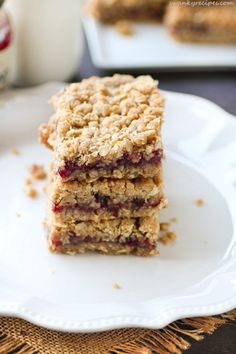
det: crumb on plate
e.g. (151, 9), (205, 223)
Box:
(159, 231), (177, 245)
(24, 186), (38, 199)
(160, 222), (170, 231)
(24, 177), (33, 185)
(114, 20), (134, 36)
(170, 217), (177, 223)
(28, 164), (47, 180)
(16, 212), (21, 218)
(112, 282), (121, 289)
(196, 198), (204, 206)
(10, 147), (20, 155)
(159, 221), (177, 245)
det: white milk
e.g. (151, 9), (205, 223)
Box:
(5, 0), (84, 85)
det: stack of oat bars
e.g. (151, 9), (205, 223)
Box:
(39, 75), (167, 256)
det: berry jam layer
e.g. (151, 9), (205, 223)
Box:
(47, 215), (159, 256)
(52, 197), (166, 222)
(57, 149), (163, 181)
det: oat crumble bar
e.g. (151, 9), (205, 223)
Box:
(39, 75), (164, 182)
(165, 4), (236, 43)
(87, 0), (169, 24)
(47, 213), (160, 256)
(48, 166), (166, 221)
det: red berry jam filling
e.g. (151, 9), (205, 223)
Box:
(58, 149), (163, 179)
(52, 197), (159, 216)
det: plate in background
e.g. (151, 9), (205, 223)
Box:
(83, 16), (236, 70)
(0, 83), (235, 332)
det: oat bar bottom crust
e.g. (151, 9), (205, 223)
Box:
(49, 241), (158, 256)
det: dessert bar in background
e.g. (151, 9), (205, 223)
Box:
(39, 74), (166, 256)
(87, 0), (169, 23)
(87, 0), (236, 44)
(165, 4), (236, 43)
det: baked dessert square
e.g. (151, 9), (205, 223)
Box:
(48, 166), (167, 222)
(87, 0), (169, 23)
(39, 75), (164, 182)
(165, 3), (236, 43)
(47, 213), (160, 256)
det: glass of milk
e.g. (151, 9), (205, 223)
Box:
(5, 0), (84, 86)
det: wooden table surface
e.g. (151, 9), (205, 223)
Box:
(75, 37), (236, 354)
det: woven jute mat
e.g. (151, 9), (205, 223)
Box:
(0, 310), (235, 354)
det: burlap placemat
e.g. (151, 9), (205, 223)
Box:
(0, 310), (235, 354)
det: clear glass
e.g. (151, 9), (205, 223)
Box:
(0, 6), (12, 89)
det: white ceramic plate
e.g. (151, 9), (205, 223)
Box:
(83, 16), (236, 69)
(0, 83), (236, 333)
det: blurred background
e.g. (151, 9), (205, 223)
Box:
(1, 0), (236, 115)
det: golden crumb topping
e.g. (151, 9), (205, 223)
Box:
(39, 75), (164, 167)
